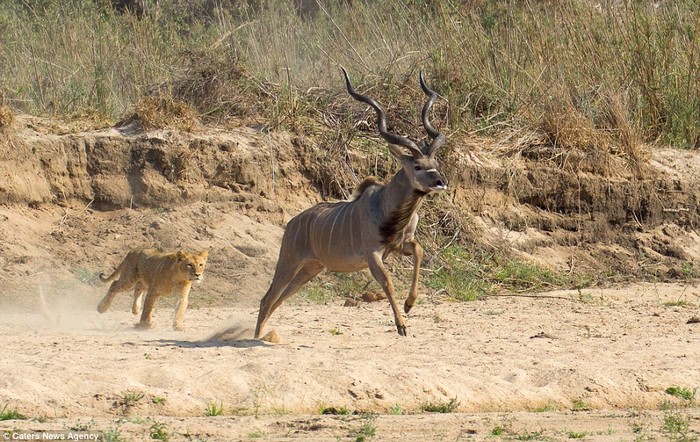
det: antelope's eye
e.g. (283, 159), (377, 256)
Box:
(414, 165), (422, 171)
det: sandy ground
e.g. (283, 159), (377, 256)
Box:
(1, 282), (698, 441)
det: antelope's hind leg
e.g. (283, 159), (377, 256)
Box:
(269, 261), (324, 313)
(255, 261), (325, 339)
(255, 261), (304, 339)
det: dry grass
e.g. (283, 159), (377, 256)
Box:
(2, 0), (698, 152)
(126, 94), (199, 131)
(0, 105), (14, 131)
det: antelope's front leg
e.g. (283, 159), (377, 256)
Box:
(368, 252), (407, 336)
(402, 238), (423, 314)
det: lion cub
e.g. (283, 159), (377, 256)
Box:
(97, 248), (208, 331)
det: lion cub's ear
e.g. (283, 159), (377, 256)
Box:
(176, 251), (188, 261)
(198, 250), (209, 259)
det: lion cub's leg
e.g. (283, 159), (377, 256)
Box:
(97, 278), (138, 313)
(131, 281), (147, 316)
(136, 289), (159, 329)
(173, 282), (193, 331)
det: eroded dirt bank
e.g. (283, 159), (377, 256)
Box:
(2, 116), (700, 302)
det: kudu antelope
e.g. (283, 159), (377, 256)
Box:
(254, 68), (447, 338)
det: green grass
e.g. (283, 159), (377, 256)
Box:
(69, 418), (95, 431)
(631, 422), (646, 434)
(115, 390), (145, 415)
(351, 414), (377, 442)
(665, 386), (696, 401)
(353, 422), (376, 442)
(663, 300), (696, 308)
(568, 431), (587, 439)
(533, 402), (558, 413)
(388, 404), (403, 415)
(299, 272), (372, 304)
(571, 399), (591, 411)
(102, 428), (124, 442)
(660, 400), (677, 411)
(205, 400), (225, 416)
(420, 397), (460, 413)
(0, 404), (26, 421)
(492, 260), (563, 292)
(425, 245), (491, 301)
(149, 421), (169, 441)
(119, 390), (144, 407)
(426, 245), (566, 301)
(662, 409), (696, 442)
(515, 430), (544, 441)
(490, 426), (507, 436)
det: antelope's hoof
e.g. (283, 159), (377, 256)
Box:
(403, 301), (413, 314)
(397, 324), (407, 337)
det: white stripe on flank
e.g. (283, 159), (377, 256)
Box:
(292, 214), (302, 247)
(327, 203), (345, 257)
(310, 210), (320, 250)
(337, 202), (349, 253)
(347, 203), (355, 252)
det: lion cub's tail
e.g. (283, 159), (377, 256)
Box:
(99, 260), (125, 283)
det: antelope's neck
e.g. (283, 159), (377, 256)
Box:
(379, 170), (427, 250)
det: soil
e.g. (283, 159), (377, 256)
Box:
(1, 115), (699, 441)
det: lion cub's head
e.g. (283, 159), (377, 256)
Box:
(176, 250), (208, 283)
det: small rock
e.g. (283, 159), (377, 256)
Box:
(343, 299), (359, 307)
(260, 330), (281, 344)
(361, 291), (386, 303)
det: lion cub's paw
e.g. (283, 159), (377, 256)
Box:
(173, 324), (187, 332)
(134, 321), (154, 330)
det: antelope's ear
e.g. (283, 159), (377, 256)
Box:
(387, 143), (405, 160)
(387, 143), (423, 162)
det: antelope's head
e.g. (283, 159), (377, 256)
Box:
(342, 68), (447, 194)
